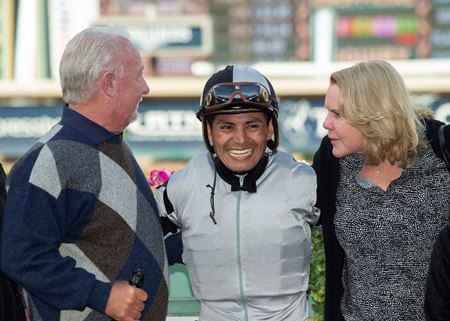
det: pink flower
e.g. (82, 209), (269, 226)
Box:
(148, 168), (172, 187)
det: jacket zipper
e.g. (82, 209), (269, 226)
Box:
(236, 174), (249, 321)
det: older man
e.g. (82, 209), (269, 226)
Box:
(0, 27), (169, 321)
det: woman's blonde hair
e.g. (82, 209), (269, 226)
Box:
(330, 60), (426, 167)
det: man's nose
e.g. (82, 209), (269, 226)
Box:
(233, 127), (247, 144)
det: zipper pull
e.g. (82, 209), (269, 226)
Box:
(239, 175), (244, 188)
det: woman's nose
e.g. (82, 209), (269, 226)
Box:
(323, 113), (332, 130)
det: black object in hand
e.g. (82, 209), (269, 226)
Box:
(129, 268), (144, 288)
(110, 269), (145, 321)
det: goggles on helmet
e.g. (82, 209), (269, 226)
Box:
(201, 82), (275, 114)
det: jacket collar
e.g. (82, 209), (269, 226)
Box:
(214, 155), (268, 193)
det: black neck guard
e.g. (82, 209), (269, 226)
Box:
(214, 155), (268, 193)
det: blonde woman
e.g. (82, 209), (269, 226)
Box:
(312, 60), (450, 321)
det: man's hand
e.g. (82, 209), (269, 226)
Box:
(105, 280), (148, 321)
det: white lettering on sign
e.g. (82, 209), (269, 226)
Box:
(127, 110), (202, 141)
(0, 116), (60, 138)
(310, 107), (328, 138)
(279, 100), (328, 148)
(126, 26), (193, 52)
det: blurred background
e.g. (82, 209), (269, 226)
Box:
(1, 0), (450, 319)
(1, 0), (450, 170)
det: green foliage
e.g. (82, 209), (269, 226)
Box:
(309, 228), (325, 321)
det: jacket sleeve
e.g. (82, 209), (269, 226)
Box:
(155, 184), (183, 265)
(0, 176), (111, 314)
(424, 118), (447, 160)
(439, 124), (450, 170)
(312, 136), (340, 226)
(0, 164), (5, 213)
(155, 184), (181, 236)
(424, 225), (450, 321)
(311, 136), (346, 321)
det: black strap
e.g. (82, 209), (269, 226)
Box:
(438, 125), (450, 171)
(156, 186), (180, 236)
(162, 188), (174, 214)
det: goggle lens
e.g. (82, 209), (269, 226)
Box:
(203, 82), (271, 111)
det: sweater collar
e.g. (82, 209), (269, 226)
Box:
(61, 104), (122, 144)
(214, 155), (268, 193)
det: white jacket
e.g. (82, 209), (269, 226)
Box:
(156, 151), (319, 321)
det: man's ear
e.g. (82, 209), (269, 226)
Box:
(102, 72), (115, 97)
